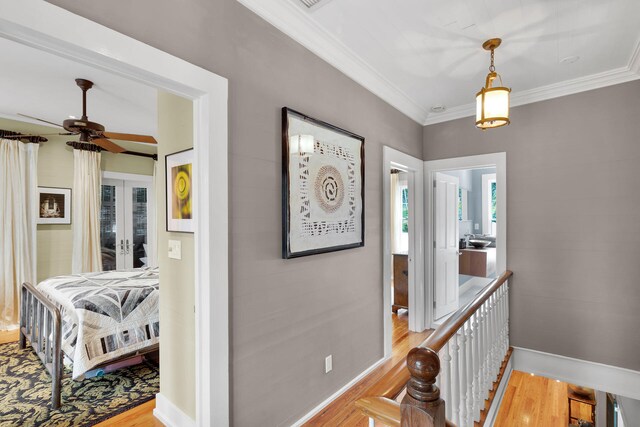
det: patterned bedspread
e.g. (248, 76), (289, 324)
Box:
(37, 268), (159, 379)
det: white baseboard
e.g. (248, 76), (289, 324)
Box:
(153, 393), (196, 427)
(290, 356), (389, 427)
(484, 356), (513, 427)
(513, 347), (640, 400)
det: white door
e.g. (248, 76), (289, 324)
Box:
(100, 178), (151, 270)
(433, 172), (460, 319)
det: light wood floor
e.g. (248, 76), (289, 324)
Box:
(303, 310), (431, 427)
(495, 370), (594, 427)
(0, 329), (162, 427)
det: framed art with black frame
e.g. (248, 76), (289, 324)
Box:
(282, 107), (365, 259)
(166, 148), (194, 233)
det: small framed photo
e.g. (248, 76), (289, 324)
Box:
(166, 148), (194, 233)
(37, 187), (71, 225)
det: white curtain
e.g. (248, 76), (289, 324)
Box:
(72, 149), (102, 273)
(0, 139), (38, 329)
(147, 160), (158, 268)
(390, 172), (403, 254)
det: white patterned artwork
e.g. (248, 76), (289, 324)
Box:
(282, 108), (365, 258)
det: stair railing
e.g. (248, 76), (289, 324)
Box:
(356, 270), (513, 427)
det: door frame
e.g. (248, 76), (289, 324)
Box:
(382, 146), (424, 357)
(0, 3), (229, 426)
(102, 171), (155, 270)
(424, 153), (506, 328)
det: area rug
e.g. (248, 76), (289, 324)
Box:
(0, 342), (159, 427)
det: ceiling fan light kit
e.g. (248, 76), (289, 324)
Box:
(475, 38), (511, 130)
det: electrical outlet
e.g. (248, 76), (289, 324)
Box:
(168, 239), (182, 260)
(325, 355), (332, 373)
(474, 223), (480, 230)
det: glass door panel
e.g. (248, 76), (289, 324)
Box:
(130, 186), (148, 268)
(100, 183), (121, 271)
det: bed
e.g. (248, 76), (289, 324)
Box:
(19, 268), (159, 408)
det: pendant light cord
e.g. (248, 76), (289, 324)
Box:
(489, 48), (496, 73)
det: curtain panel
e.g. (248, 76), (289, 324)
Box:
(72, 149), (102, 274)
(0, 139), (38, 329)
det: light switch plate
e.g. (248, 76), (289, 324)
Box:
(168, 239), (182, 260)
(325, 355), (332, 373)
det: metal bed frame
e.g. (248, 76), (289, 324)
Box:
(19, 281), (159, 409)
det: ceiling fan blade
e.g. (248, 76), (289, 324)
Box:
(17, 113), (65, 128)
(102, 131), (157, 144)
(92, 137), (126, 153)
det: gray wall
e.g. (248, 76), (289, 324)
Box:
(424, 80), (640, 371)
(45, 0), (423, 425)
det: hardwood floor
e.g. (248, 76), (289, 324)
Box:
(303, 310), (431, 427)
(0, 328), (162, 427)
(495, 370), (595, 427)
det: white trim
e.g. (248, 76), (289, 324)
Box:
(424, 153), (506, 328)
(0, 2), (230, 426)
(484, 357), (513, 427)
(424, 65), (640, 125)
(154, 393), (196, 427)
(236, 0), (429, 124)
(236, 0), (640, 126)
(513, 347), (640, 401)
(382, 146), (425, 357)
(290, 356), (389, 427)
(102, 171), (153, 182)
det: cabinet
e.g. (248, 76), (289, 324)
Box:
(392, 253), (408, 312)
(459, 247), (496, 277)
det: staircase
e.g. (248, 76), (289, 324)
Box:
(356, 270), (513, 427)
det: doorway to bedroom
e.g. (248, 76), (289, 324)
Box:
(0, 33), (195, 424)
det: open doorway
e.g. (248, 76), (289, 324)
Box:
(425, 153), (506, 327)
(0, 4), (229, 425)
(382, 146), (424, 357)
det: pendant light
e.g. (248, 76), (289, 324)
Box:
(476, 38), (511, 129)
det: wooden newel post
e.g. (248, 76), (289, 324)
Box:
(401, 347), (446, 427)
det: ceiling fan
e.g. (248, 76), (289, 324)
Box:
(19, 78), (157, 153)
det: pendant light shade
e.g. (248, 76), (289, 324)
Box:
(476, 39), (511, 130)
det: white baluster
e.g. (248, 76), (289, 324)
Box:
(451, 333), (460, 426)
(442, 342), (452, 421)
(505, 282), (510, 352)
(459, 323), (468, 427)
(473, 306), (484, 421)
(466, 317), (474, 427)
(483, 299), (491, 401)
(490, 292), (498, 382)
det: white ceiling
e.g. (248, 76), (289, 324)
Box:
(238, 0), (640, 125)
(0, 37), (157, 136)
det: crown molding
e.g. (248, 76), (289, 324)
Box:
(424, 64), (640, 125)
(238, 0), (640, 127)
(236, 0), (429, 123)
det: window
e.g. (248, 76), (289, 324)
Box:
(401, 187), (408, 233)
(482, 173), (497, 236)
(458, 188), (468, 221)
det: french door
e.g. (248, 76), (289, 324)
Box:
(100, 178), (152, 271)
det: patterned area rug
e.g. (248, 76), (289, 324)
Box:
(0, 342), (158, 426)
